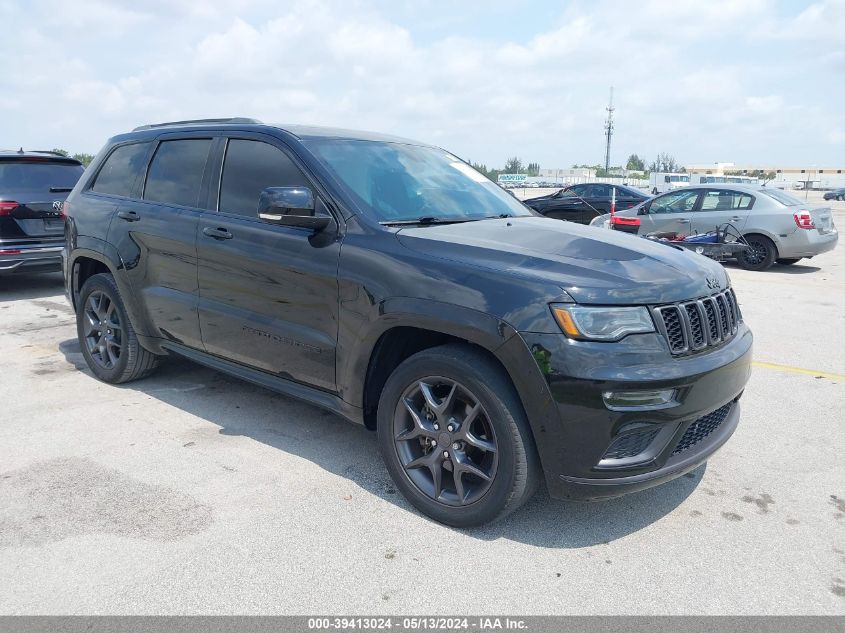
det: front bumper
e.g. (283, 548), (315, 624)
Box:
(516, 324), (752, 500)
(0, 243), (63, 274)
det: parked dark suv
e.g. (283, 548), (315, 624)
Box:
(63, 119), (753, 526)
(1, 150), (84, 274)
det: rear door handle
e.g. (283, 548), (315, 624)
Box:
(117, 210), (140, 222)
(677, 218), (690, 224)
(202, 227), (233, 240)
(730, 216), (743, 221)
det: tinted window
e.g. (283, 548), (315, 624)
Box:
(649, 189), (700, 214)
(144, 139), (211, 208)
(0, 160), (83, 193)
(590, 184), (611, 197)
(219, 140), (308, 217)
(568, 185), (589, 196)
(91, 143), (150, 197)
(699, 189), (753, 211)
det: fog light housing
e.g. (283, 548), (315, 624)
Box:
(602, 389), (677, 411)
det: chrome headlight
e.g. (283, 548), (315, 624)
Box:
(551, 305), (655, 341)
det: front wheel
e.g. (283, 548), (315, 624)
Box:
(377, 344), (540, 527)
(776, 258), (802, 266)
(652, 187), (658, 195)
(76, 273), (160, 383)
(737, 235), (777, 271)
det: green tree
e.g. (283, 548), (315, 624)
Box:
(504, 157), (524, 173)
(625, 154), (645, 171)
(51, 148), (69, 157)
(526, 162), (540, 176)
(72, 153), (95, 167)
(649, 153), (680, 173)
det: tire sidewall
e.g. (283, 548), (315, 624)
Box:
(76, 274), (132, 382)
(377, 352), (525, 527)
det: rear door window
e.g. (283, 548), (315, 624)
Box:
(699, 189), (754, 211)
(218, 139), (309, 217)
(91, 143), (151, 197)
(0, 160), (84, 193)
(143, 139), (212, 208)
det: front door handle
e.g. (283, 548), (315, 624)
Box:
(202, 227), (233, 240)
(677, 218), (690, 224)
(117, 210), (140, 222)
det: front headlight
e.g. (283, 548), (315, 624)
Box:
(551, 305), (655, 341)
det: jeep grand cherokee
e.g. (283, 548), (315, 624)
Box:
(63, 118), (752, 526)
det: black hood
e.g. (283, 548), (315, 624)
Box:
(396, 216), (729, 305)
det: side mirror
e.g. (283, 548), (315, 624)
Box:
(258, 187), (330, 232)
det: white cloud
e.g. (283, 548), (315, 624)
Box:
(0, 0), (842, 167)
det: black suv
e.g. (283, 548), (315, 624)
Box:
(63, 119), (752, 526)
(1, 150), (84, 274)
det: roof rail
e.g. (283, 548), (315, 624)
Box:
(132, 117), (264, 132)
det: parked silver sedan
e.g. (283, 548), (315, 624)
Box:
(589, 184), (838, 271)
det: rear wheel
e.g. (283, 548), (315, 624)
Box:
(776, 258), (802, 266)
(76, 273), (160, 383)
(652, 187), (658, 195)
(377, 344), (540, 527)
(838, 194), (844, 202)
(737, 234), (777, 271)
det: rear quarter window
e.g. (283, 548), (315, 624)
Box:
(759, 189), (802, 206)
(91, 142), (151, 198)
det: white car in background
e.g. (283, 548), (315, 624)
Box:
(590, 184), (838, 271)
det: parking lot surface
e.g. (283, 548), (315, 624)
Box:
(1, 196), (844, 615)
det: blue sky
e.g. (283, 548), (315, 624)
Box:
(1, 0), (843, 168)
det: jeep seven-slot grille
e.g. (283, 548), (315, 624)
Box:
(672, 402), (734, 454)
(654, 289), (741, 355)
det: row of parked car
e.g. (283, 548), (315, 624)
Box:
(1, 147), (837, 277)
(522, 182), (838, 271)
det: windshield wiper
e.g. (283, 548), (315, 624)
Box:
(379, 216), (477, 226)
(49, 186), (73, 192)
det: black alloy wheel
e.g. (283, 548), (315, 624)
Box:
(82, 290), (123, 370)
(76, 273), (160, 383)
(392, 377), (498, 506)
(377, 344), (540, 526)
(737, 235), (776, 271)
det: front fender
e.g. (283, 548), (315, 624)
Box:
(338, 297), (517, 407)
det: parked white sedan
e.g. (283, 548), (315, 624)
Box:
(590, 184), (838, 271)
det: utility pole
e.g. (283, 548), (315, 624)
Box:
(603, 86), (614, 174)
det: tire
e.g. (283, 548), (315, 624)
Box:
(838, 195), (844, 202)
(76, 273), (160, 383)
(776, 258), (802, 266)
(737, 234), (777, 271)
(377, 344), (540, 527)
(652, 187), (658, 195)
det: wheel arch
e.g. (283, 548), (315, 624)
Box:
(741, 230), (780, 258)
(68, 248), (147, 336)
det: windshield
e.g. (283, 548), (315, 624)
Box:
(305, 140), (532, 222)
(760, 189), (803, 206)
(0, 160), (84, 193)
